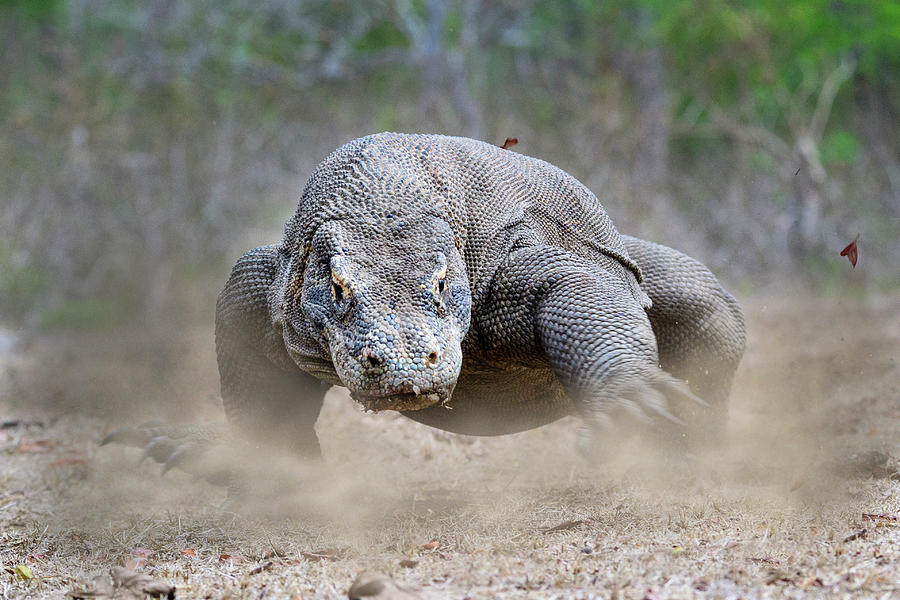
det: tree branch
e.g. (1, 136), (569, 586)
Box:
(808, 55), (856, 142)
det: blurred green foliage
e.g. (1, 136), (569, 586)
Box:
(653, 0), (899, 130)
(0, 0), (897, 329)
(821, 130), (859, 167)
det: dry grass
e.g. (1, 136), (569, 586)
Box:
(1, 293), (899, 599)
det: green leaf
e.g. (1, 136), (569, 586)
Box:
(14, 564), (33, 580)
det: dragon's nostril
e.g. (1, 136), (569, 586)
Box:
(426, 350), (439, 365)
(366, 354), (381, 368)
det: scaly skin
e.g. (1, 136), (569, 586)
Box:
(104, 133), (746, 484)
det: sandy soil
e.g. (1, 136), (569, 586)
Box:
(1, 293), (898, 599)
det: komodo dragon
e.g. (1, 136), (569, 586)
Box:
(104, 133), (746, 485)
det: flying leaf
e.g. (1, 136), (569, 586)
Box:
(840, 234), (859, 268)
(500, 137), (518, 150)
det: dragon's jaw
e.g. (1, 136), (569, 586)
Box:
(351, 385), (454, 412)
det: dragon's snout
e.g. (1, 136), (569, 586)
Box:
(357, 345), (442, 372)
(342, 338), (461, 412)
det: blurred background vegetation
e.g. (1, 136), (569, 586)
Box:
(1, 0), (898, 334)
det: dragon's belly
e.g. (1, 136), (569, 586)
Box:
(400, 366), (575, 435)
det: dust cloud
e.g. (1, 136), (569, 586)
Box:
(64, 295), (895, 531)
(3, 293), (897, 598)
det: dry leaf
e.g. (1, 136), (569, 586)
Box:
(840, 234), (859, 268)
(219, 553), (245, 564)
(540, 519), (585, 534)
(180, 548), (196, 557)
(500, 137), (518, 150)
(862, 512), (899, 523)
(249, 561), (274, 575)
(843, 529), (867, 542)
(301, 548), (344, 562)
(126, 548), (150, 569)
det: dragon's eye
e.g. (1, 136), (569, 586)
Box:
(432, 266), (448, 300)
(331, 271), (350, 305)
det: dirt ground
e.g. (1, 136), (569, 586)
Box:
(1, 292), (899, 599)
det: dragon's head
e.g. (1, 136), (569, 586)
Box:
(289, 215), (471, 411)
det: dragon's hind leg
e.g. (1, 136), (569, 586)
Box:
(622, 235), (746, 440)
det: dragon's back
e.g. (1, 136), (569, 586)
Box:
(282, 133), (640, 294)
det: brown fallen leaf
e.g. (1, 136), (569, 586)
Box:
(249, 561), (274, 575)
(840, 233), (859, 268)
(764, 569), (796, 585)
(540, 519), (586, 534)
(219, 553), (246, 564)
(398, 559), (419, 568)
(500, 137), (518, 150)
(301, 547), (344, 562)
(180, 548), (196, 557)
(126, 548), (152, 570)
(863, 513), (900, 523)
(420, 540), (440, 551)
(843, 528), (867, 542)
(799, 576), (824, 589)
(348, 572), (429, 600)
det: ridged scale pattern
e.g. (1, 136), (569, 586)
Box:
(212, 133), (745, 446)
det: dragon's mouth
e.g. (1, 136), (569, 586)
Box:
(352, 388), (452, 412)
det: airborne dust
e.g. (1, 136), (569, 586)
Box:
(1, 292), (898, 598)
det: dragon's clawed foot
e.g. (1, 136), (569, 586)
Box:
(100, 421), (230, 486)
(578, 370), (710, 461)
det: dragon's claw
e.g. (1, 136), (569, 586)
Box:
(101, 422), (228, 486)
